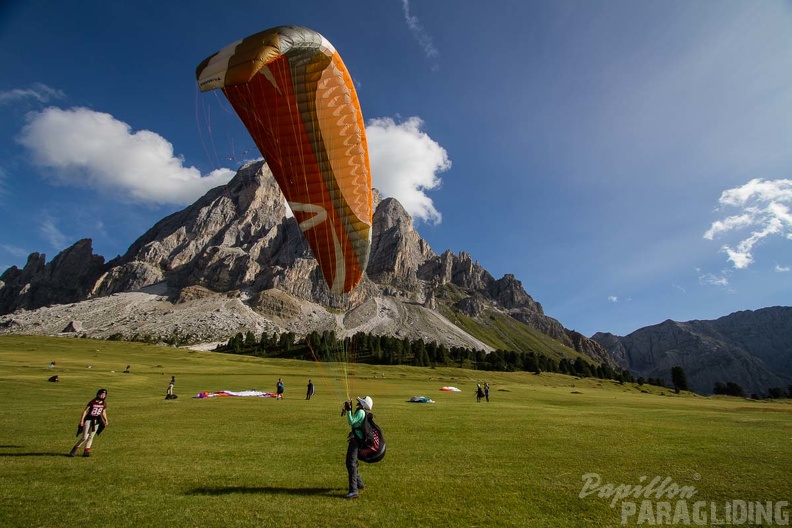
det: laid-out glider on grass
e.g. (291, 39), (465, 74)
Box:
(194, 390), (278, 398)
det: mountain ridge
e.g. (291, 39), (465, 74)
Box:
(0, 161), (606, 365)
(592, 306), (792, 395)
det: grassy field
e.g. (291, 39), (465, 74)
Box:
(1, 335), (790, 527)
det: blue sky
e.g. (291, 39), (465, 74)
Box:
(1, 0), (790, 337)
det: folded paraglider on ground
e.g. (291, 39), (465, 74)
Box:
(440, 386), (461, 392)
(408, 396), (436, 403)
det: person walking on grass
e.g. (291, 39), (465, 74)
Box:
(70, 389), (109, 457)
(484, 382), (490, 402)
(476, 383), (485, 402)
(166, 376), (176, 399)
(342, 396), (373, 499)
(306, 379), (315, 400)
(276, 378), (284, 399)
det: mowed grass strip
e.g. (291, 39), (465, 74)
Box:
(0, 335), (790, 527)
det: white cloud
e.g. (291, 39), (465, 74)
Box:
(718, 178), (792, 207)
(17, 107), (235, 206)
(0, 83), (65, 105)
(704, 178), (792, 269)
(608, 296), (618, 303)
(722, 246), (753, 270)
(367, 116), (450, 224)
(776, 264), (790, 273)
(401, 0), (439, 64)
(703, 213), (754, 240)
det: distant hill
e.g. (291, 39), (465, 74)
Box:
(592, 307), (792, 395)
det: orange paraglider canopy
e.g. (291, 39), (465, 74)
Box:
(197, 26), (372, 294)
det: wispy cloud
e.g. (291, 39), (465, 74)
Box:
(367, 116), (450, 224)
(0, 165), (7, 199)
(39, 217), (68, 250)
(704, 178), (792, 269)
(698, 270), (730, 288)
(608, 296), (618, 303)
(0, 83), (65, 105)
(401, 0), (439, 67)
(776, 264), (790, 273)
(17, 107), (235, 206)
(1, 244), (28, 258)
(672, 284), (687, 294)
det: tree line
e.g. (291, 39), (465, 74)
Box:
(113, 327), (790, 399)
(712, 381), (792, 400)
(215, 329), (671, 387)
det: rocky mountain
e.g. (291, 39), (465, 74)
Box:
(592, 307), (792, 395)
(0, 161), (608, 364)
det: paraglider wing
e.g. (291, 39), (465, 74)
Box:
(196, 26), (372, 294)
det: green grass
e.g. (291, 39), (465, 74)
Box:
(1, 335), (790, 527)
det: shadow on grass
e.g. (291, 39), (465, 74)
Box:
(1, 444), (71, 457)
(186, 486), (338, 497)
(0, 452), (70, 457)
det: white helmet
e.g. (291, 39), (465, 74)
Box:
(356, 396), (373, 410)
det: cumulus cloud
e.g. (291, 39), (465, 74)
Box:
(0, 83), (65, 105)
(367, 116), (450, 224)
(401, 0), (439, 64)
(17, 107), (234, 206)
(704, 178), (792, 269)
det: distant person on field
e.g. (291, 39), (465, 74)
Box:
(476, 384), (485, 402)
(70, 389), (109, 458)
(49, 361), (56, 369)
(306, 379), (315, 400)
(123, 365), (130, 374)
(166, 376), (176, 399)
(484, 383), (490, 402)
(276, 378), (284, 399)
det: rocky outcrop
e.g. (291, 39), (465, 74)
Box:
(489, 274), (542, 312)
(367, 197), (435, 295)
(592, 308), (792, 395)
(62, 321), (83, 333)
(590, 332), (628, 367)
(96, 162), (293, 295)
(0, 240), (105, 313)
(565, 330), (613, 365)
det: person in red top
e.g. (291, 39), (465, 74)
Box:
(69, 389), (109, 457)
